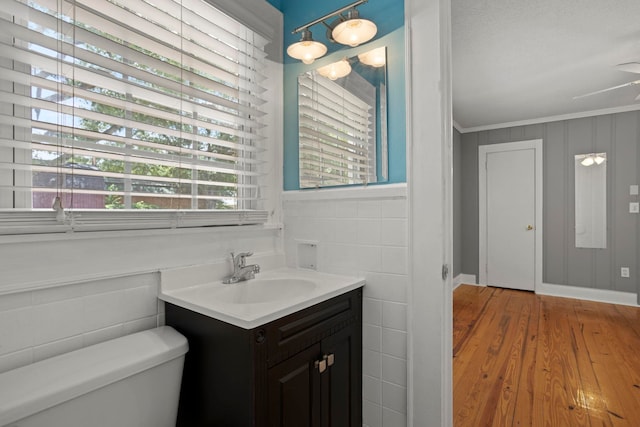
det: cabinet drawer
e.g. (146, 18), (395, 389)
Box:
(264, 289), (362, 366)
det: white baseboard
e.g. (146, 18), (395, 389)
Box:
(537, 282), (639, 307)
(453, 276), (638, 307)
(453, 274), (478, 290)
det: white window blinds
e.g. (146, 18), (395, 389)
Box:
(298, 70), (376, 188)
(0, 0), (270, 227)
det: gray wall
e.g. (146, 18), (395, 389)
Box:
(453, 127), (462, 277)
(458, 111), (640, 295)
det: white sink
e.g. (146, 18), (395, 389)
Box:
(215, 278), (316, 304)
(159, 264), (364, 329)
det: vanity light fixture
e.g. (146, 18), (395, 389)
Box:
(287, 30), (327, 64)
(287, 0), (377, 63)
(331, 8), (377, 47)
(317, 59), (352, 80)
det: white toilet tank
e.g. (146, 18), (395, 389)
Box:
(0, 326), (188, 427)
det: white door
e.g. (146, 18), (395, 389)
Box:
(479, 140), (542, 291)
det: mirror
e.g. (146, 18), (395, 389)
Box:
(297, 46), (388, 188)
(575, 153), (607, 248)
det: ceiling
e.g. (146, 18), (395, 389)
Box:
(452, 0), (640, 132)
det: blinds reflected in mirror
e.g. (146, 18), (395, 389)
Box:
(298, 70), (376, 188)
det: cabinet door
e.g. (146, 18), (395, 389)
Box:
(268, 343), (322, 427)
(321, 324), (362, 427)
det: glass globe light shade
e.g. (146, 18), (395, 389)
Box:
(287, 30), (327, 64)
(331, 10), (377, 47)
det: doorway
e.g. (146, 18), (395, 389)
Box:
(478, 140), (543, 291)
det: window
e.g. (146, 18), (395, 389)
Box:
(0, 0), (271, 232)
(298, 70), (376, 188)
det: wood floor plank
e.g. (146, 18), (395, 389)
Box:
(453, 285), (495, 356)
(454, 288), (516, 425)
(566, 301), (613, 426)
(453, 285), (640, 427)
(510, 292), (540, 427)
(486, 291), (534, 427)
(532, 297), (589, 427)
(612, 304), (640, 338)
(455, 289), (535, 426)
(575, 301), (640, 425)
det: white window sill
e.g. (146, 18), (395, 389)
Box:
(282, 183), (407, 202)
(0, 209), (269, 237)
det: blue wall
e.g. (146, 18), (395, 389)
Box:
(274, 0), (405, 190)
(266, 0), (281, 10)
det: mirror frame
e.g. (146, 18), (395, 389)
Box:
(574, 152), (607, 249)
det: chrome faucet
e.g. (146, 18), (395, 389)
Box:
(223, 251), (260, 284)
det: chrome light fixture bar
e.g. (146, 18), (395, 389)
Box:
(287, 0), (377, 64)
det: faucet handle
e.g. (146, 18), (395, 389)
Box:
(235, 251), (253, 264)
(231, 251), (253, 268)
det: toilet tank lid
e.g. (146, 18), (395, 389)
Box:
(0, 326), (188, 426)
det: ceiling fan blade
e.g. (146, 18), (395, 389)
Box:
(573, 79), (640, 100)
(616, 62), (640, 74)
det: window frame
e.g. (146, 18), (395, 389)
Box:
(0, 0), (283, 235)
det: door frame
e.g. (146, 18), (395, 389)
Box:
(405, 0), (453, 425)
(478, 139), (543, 290)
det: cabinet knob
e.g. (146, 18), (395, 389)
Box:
(315, 354), (335, 373)
(325, 353), (335, 367)
(315, 359), (327, 373)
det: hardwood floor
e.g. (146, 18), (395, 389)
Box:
(453, 284), (640, 426)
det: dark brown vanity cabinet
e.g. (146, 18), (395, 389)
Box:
(166, 288), (362, 427)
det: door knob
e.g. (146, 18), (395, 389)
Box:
(526, 225), (534, 231)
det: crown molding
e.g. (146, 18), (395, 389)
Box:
(455, 104), (640, 134)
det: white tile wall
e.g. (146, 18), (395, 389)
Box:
(0, 194), (404, 421)
(283, 189), (408, 427)
(382, 354), (407, 387)
(0, 272), (162, 374)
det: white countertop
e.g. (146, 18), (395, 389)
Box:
(159, 266), (365, 329)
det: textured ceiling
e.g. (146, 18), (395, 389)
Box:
(452, 0), (640, 131)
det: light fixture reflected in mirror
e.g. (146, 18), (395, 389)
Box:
(357, 46), (386, 67)
(581, 156), (594, 166)
(579, 152), (606, 167)
(317, 59), (352, 80)
(287, 0), (377, 63)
